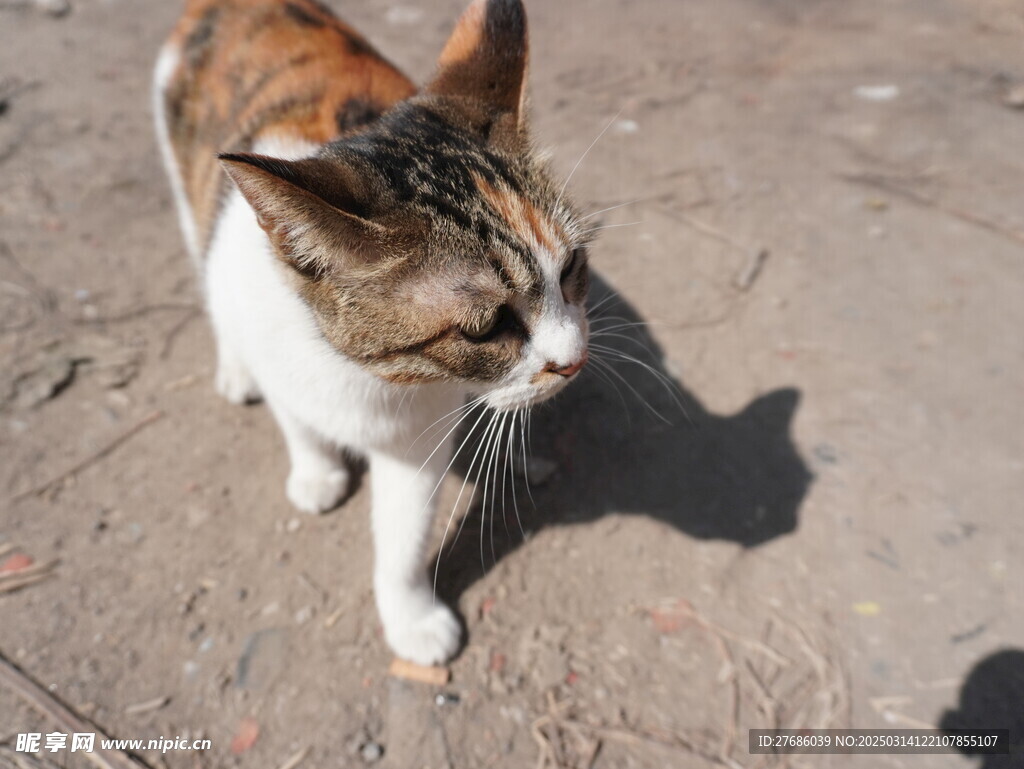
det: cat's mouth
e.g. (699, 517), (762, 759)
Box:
(482, 365), (584, 412)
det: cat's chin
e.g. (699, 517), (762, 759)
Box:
(481, 380), (573, 413)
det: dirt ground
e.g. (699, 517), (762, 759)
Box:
(2, 0), (1023, 767)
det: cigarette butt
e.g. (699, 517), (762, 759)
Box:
(387, 658), (450, 686)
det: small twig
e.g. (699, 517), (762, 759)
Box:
(276, 746), (310, 769)
(840, 172), (1024, 247)
(530, 715), (557, 769)
(158, 308), (201, 360)
(0, 571), (54, 594)
(0, 651), (154, 769)
(0, 241), (58, 315)
(563, 720), (735, 768)
(123, 696), (169, 716)
(9, 411), (164, 504)
(674, 603), (793, 668)
(0, 560), (59, 594)
(298, 572), (329, 605)
(733, 249), (770, 291)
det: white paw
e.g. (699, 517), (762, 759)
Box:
(286, 467), (349, 514)
(215, 361), (260, 404)
(384, 602), (462, 666)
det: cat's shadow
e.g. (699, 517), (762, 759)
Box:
(434, 272), (813, 606)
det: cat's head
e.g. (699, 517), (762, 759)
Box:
(221, 0), (589, 412)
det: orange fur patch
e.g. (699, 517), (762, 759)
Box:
(474, 174), (562, 257)
(162, 0), (416, 253)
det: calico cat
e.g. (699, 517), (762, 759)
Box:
(154, 0), (590, 665)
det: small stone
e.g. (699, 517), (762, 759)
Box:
(1003, 85), (1024, 109)
(285, 517), (301, 533)
(513, 456), (558, 486)
(853, 84), (899, 102)
(360, 741), (384, 763)
(294, 605), (314, 625)
(35, 0), (71, 16)
(812, 443), (839, 465)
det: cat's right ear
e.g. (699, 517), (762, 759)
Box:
(425, 0), (529, 137)
(219, 153), (390, 278)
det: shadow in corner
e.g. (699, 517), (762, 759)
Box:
(941, 649), (1024, 768)
(435, 273), (813, 603)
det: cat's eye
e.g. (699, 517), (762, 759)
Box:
(461, 305), (518, 342)
(463, 311), (498, 340)
(561, 247), (585, 283)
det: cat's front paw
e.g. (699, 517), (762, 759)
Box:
(214, 361), (261, 405)
(286, 467), (349, 514)
(385, 603), (462, 666)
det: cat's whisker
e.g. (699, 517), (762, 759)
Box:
(581, 198), (646, 222)
(589, 353), (670, 425)
(433, 407), (501, 596)
(585, 293), (623, 320)
(518, 406), (536, 509)
(578, 220), (642, 236)
(589, 329), (658, 357)
(556, 108), (623, 209)
(457, 410), (504, 573)
(587, 315), (650, 331)
(589, 343), (690, 423)
(407, 394), (486, 454)
(420, 403), (491, 547)
(411, 397), (486, 480)
(479, 411), (501, 569)
(484, 410), (509, 568)
(453, 410), (501, 546)
(584, 357), (632, 423)
(589, 343), (680, 394)
(501, 408), (519, 541)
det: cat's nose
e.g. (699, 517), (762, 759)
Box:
(544, 351), (588, 378)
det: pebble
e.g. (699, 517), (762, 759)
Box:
(35, 0), (70, 16)
(853, 84), (899, 101)
(360, 741), (384, 763)
(812, 443), (839, 465)
(1003, 85), (1024, 109)
(513, 456), (558, 486)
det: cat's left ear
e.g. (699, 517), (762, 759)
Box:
(220, 153), (393, 278)
(425, 0), (529, 134)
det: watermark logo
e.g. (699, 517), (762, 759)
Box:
(15, 733), (208, 754)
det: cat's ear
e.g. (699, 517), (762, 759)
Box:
(425, 0), (529, 132)
(219, 153), (390, 278)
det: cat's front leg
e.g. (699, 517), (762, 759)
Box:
(269, 403), (350, 514)
(369, 446), (461, 665)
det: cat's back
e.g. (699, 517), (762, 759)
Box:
(155, 0), (415, 256)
